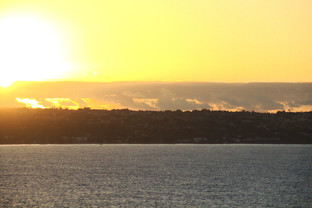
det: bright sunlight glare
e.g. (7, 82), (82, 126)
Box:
(0, 13), (72, 87)
(16, 98), (45, 109)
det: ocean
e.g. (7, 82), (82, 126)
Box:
(1, 144), (312, 207)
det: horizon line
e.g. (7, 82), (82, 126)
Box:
(5, 80), (312, 85)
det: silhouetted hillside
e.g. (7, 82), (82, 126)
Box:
(0, 108), (311, 144)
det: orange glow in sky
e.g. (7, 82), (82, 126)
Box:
(0, 0), (312, 86)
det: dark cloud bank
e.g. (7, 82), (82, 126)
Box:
(1, 82), (312, 112)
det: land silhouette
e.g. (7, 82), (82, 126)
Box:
(0, 108), (311, 144)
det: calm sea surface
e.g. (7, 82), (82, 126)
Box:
(1, 144), (312, 207)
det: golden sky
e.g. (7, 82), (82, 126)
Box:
(0, 0), (312, 86)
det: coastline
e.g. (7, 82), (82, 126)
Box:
(1, 108), (311, 144)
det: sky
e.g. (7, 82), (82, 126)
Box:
(1, 0), (312, 86)
(1, 1), (312, 111)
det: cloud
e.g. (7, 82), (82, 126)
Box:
(1, 81), (312, 112)
(133, 98), (159, 110)
(45, 98), (82, 109)
(16, 98), (45, 109)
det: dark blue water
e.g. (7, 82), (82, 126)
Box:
(1, 144), (312, 207)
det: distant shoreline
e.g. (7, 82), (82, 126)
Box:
(1, 108), (311, 144)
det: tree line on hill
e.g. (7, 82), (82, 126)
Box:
(0, 108), (311, 144)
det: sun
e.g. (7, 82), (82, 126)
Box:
(0, 13), (72, 87)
